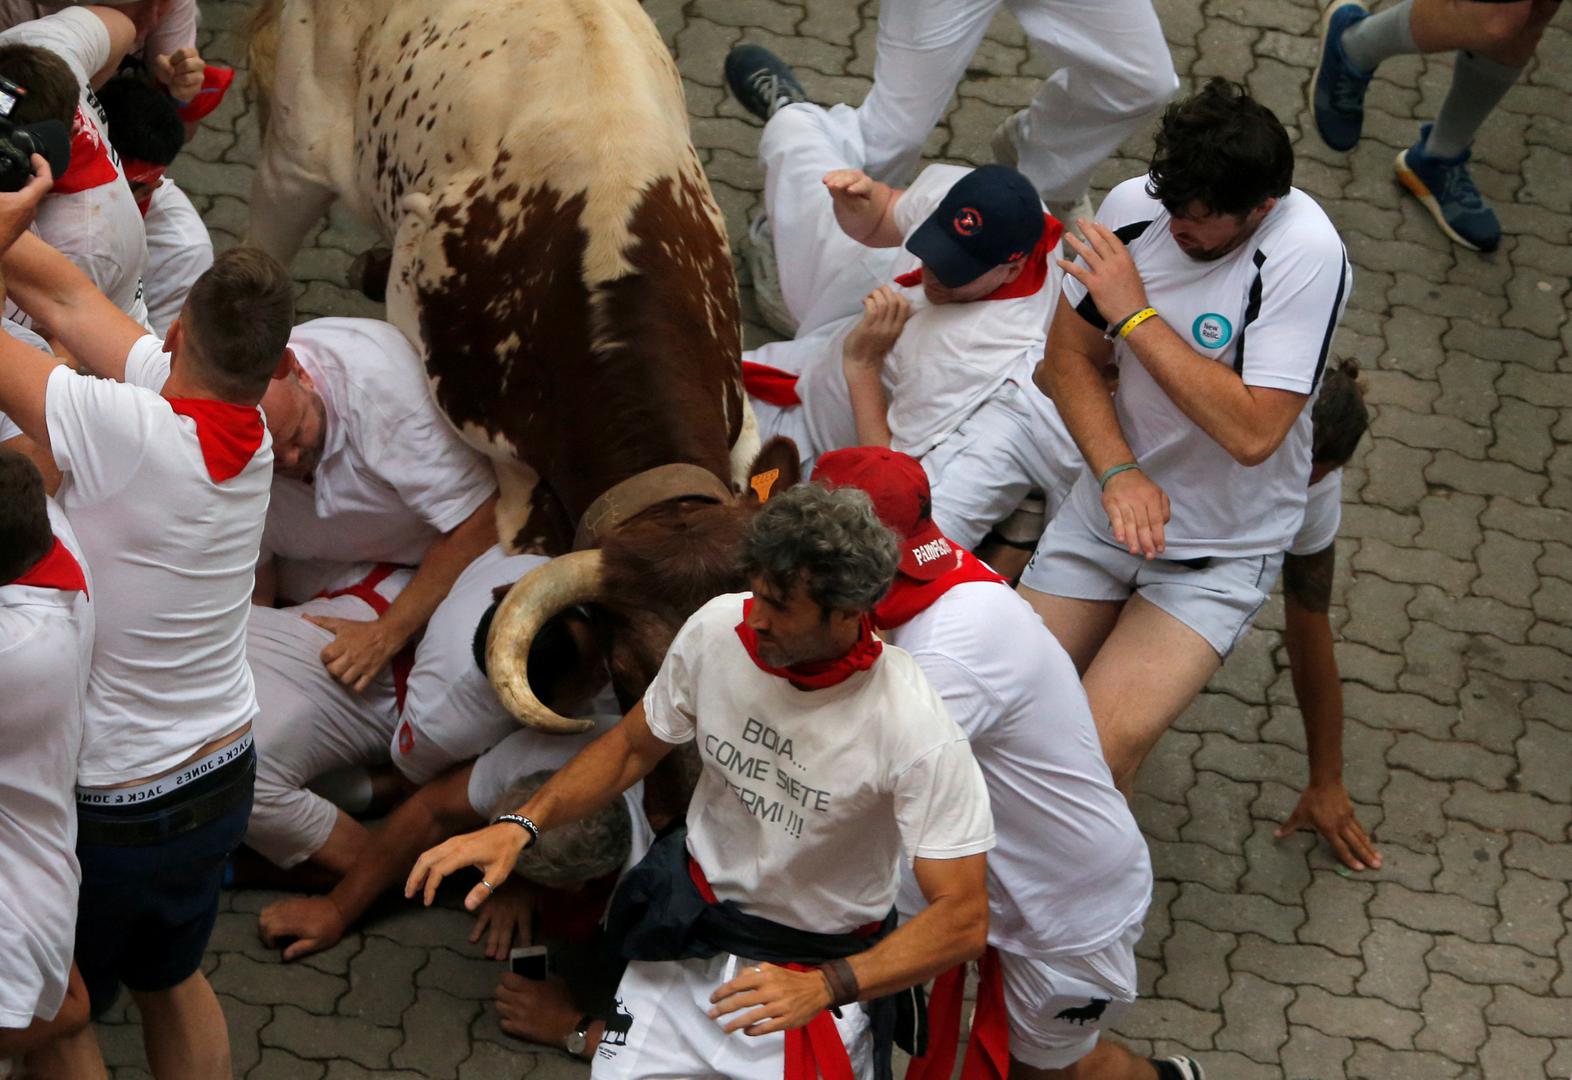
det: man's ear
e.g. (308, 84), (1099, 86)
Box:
(164, 317), (181, 355)
(270, 346), (296, 383)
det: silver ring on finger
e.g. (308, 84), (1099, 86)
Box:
(479, 879), (495, 893)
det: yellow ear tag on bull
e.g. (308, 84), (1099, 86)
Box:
(750, 468), (781, 503)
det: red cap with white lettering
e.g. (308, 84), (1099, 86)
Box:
(813, 447), (960, 582)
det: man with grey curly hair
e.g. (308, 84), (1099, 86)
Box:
(409, 482), (996, 1080)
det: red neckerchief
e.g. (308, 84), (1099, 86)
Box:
(121, 159), (168, 217)
(166, 398), (266, 483)
(905, 948), (1009, 1080)
(872, 551), (1005, 630)
(735, 597), (882, 690)
(741, 360), (802, 407)
(173, 65), (236, 124)
(894, 212), (1063, 301)
(52, 107), (121, 195)
(10, 537), (88, 596)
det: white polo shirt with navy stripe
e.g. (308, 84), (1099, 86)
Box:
(1060, 177), (1352, 559)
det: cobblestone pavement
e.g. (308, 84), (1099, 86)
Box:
(94, 0), (1572, 1076)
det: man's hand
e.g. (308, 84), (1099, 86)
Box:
(406, 822), (530, 911)
(823, 169), (877, 214)
(1101, 467), (1169, 558)
(470, 878), (535, 960)
(0, 156), (51, 253)
(1276, 781), (1382, 872)
(1058, 221), (1150, 330)
(258, 896), (348, 961)
(305, 614), (401, 693)
(708, 962), (834, 1035)
(843, 286), (912, 368)
(153, 47), (205, 103)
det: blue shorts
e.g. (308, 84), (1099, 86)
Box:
(74, 749), (255, 1017)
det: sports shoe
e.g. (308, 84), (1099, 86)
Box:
(725, 44), (807, 123)
(742, 211), (798, 338)
(1394, 124), (1501, 252)
(1311, 0), (1373, 151)
(1157, 1055), (1207, 1080)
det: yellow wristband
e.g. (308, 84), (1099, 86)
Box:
(1118, 307), (1159, 338)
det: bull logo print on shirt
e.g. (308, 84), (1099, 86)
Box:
(601, 998), (634, 1046)
(1054, 997), (1111, 1026)
(953, 207), (984, 236)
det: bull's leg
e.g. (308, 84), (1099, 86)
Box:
(245, 148), (337, 267)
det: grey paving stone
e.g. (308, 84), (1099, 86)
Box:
(1434, 822), (1510, 906)
(417, 947), (509, 1001)
(1286, 986), (1423, 1050)
(337, 935), (426, 1026)
(1426, 937), (1559, 995)
(1239, 820), (1314, 906)
(1280, 1024), (1355, 1080)
(1368, 882), (1497, 944)
(1299, 872), (1376, 957)
(1109, 996), (1223, 1047)
(248, 1049), (327, 1080)
(1179, 769), (1256, 853)
(1150, 839), (1247, 892)
(1494, 870), (1570, 957)
(1172, 883), (1305, 944)
(1406, 586), (1535, 645)
(1455, 673), (1530, 751)
(1415, 972), (1492, 1062)
(1345, 1041), (1466, 1080)
(1230, 934), (1361, 995)
(1379, 769), (1453, 850)
(211, 953), (346, 1014)
(1477, 1025), (1555, 1080)
(1502, 832), (1572, 883)
(1354, 920), (1434, 1009)
(260, 1006), (403, 1070)
(1156, 921), (1237, 1010)
(1215, 973), (1292, 1063)
(1444, 780), (1572, 843)
(390, 988), (482, 1078)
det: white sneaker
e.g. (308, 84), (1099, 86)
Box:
(743, 211), (797, 338)
(990, 111), (1023, 168)
(1158, 1055), (1207, 1080)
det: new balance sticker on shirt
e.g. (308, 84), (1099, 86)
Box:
(1191, 312), (1233, 349)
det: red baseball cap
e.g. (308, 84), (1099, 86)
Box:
(813, 447), (961, 582)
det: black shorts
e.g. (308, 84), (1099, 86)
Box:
(74, 748), (254, 1016)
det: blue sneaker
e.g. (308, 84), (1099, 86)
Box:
(1395, 125), (1501, 252)
(1311, 0), (1373, 151)
(724, 45), (807, 123)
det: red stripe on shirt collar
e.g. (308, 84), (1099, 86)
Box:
(894, 212), (1063, 300)
(11, 537), (88, 596)
(166, 398), (266, 483)
(52, 107), (122, 195)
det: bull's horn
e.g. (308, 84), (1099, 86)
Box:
(487, 549), (606, 734)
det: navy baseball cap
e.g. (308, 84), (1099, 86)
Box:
(905, 164), (1045, 288)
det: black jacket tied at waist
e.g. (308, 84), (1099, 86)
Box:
(604, 825), (926, 1080)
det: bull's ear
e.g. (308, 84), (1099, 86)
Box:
(744, 436), (802, 504)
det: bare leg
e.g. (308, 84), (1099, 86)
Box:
(1079, 596), (1221, 791)
(308, 810), (372, 879)
(243, 147), (336, 268)
(133, 972), (232, 1080)
(1011, 1040), (1158, 1079)
(1408, 0), (1557, 65)
(1015, 586), (1123, 675)
(21, 1025), (108, 1080)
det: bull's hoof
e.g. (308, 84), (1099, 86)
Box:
(348, 247), (394, 304)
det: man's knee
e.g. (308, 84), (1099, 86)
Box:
(1458, 0), (1537, 52)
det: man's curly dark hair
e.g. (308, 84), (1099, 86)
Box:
(1146, 77), (1293, 218)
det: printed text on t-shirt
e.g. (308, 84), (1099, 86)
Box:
(702, 717), (832, 840)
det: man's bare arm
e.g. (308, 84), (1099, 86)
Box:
(0, 330), (65, 453)
(82, 6), (137, 86)
(2, 232), (148, 383)
(823, 170), (906, 248)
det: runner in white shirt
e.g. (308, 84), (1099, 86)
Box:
(815, 447), (1212, 1080)
(0, 216), (295, 1079)
(255, 316), (498, 690)
(1018, 78), (1353, 796)
(0, 459), (94, 1073)
(409, 484), (994, 1080)
(726, 52), (1059, 485)
(0, 7), (150, 329)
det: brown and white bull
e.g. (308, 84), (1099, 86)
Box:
(245, 0), (768, 733)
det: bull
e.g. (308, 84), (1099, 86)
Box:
(244, 0), (773, 735)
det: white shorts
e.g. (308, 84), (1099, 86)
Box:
(924, 380), (1082, 552)
(143, 180), (213, 338)
(1020, 507), (1283, 658)
(392, 546), (549, 785)
(999, 921), (1141, 1069)
(245, 569), (411, 867)
(593, 954), (873, 1080)
(465, 723), (616, 819)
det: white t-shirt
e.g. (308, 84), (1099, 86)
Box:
(886, 582), (1151, 958)
(392, 544), (550, 782)
(259, 318), (495, 603)
(45, 336), (270, 785)
(0, 503), (92, 1027)
(1288, 469), (1342, 557)
(643, 593), (995, 933)
(1061, 178), (1352, 558)
(0, 0), (197, 55)
(784, 164), (1051, 461)
(0, 9), (150, 329)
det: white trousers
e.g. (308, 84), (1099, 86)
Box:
(244, 571), (410, 867)
(143, 181), (214, 338)
(592, 954), (872, 1080)
(856, 0), (1178, 199)
(924, 378), (1084, 551)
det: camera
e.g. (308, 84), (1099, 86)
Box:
(0, 74), (71, 192)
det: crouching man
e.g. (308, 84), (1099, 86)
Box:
(408, 483), (995, 1079)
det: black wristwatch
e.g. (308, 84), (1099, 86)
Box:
(564, 1013), (595, 1057)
